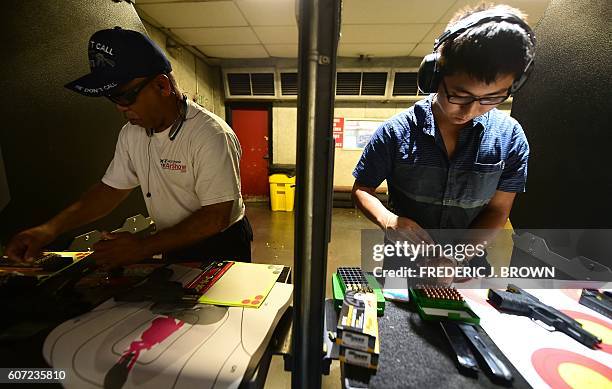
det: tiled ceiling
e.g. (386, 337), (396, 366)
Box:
(135, 0), (550, 60)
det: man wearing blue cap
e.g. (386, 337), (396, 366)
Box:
(6, 27), (252, 268)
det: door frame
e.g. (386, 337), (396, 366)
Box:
(225, 102), (274, 172)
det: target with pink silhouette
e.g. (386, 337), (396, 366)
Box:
(43, 264), (292, 389)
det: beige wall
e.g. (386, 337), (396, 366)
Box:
(272, 103), (298, 166)
(273, 101), (417, 189)
(142, 21), (225, 118)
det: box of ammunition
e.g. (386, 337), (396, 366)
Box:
(409, 286), (480, 324)
(336, 290), (379, 354)
(339, 340), (379, 371)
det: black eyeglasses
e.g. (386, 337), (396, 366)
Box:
(442, 79), (510, 105)
(107, 75), (157, 106)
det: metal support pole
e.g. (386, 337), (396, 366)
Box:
(292, 0), (340, 388)
(0, 146), (9, 213)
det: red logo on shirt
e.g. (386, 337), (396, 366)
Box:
(160, 159), (187, 173)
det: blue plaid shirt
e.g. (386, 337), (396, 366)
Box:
(353, 95), (529, 229)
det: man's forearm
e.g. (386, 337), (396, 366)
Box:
(139, 201), (233, 257)
(470, 206), (510, 230)
(457, 206), (510, 263)
(352, 185), (392, 229)
(45, 182), (131, 236)
(452, 190), (516, 263)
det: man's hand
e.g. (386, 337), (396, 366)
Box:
(91, 232), (147, 270)
(5, 225), (57, 261)
(385, 214), (434, 245)
(4, 182), (131, 263)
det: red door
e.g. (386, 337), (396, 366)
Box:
(230, 106), (270, 199)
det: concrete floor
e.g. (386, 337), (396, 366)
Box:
(246, 202), (373, 389)
(247, 202), (374, 297)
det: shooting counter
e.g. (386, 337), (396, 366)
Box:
(2, 229), (609, 389)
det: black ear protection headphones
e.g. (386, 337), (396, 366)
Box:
(417, 10), (536, 94)
(146, 93), (188, 141)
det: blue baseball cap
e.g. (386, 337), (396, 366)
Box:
(65, 27), (172, 97)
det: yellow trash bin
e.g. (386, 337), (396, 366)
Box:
(269, 174), (296, 211)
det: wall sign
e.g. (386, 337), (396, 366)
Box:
(333, 117), (344, 148)
(342, 119), (384, 149)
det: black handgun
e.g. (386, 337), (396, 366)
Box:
(488, 284), (602, 349)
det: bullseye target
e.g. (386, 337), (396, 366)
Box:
(532, 348), (611, 389)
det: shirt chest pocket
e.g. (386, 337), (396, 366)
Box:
(473, 160), (505, 173)
(450, 160), (504, 203)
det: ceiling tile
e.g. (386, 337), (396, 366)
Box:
(341, 24), (432, 44)
(421, 24), (448, 43)
(265, 44), (298, 58)
(338, 43), (416, 58)
(137, 0), (549, 59)
(172, 27), (259, 45)
(253, 26), (298, 44)
(137, 1), (247, 28)
(343, 0), (456, 24)
(410, 43), (435, 58)
(235, 0), (297, 26)
(196, 44), (269, 59)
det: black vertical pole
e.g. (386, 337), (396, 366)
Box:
(0, 146), (9, 213)
(292, 0), (340, 388)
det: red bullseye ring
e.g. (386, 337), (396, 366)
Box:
(532, 348), (611, 389)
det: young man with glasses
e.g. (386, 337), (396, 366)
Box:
(6, 27), (252, 268)
(352, 4), (534, 277)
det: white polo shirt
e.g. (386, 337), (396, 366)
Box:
(102, 100), (245, 231)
